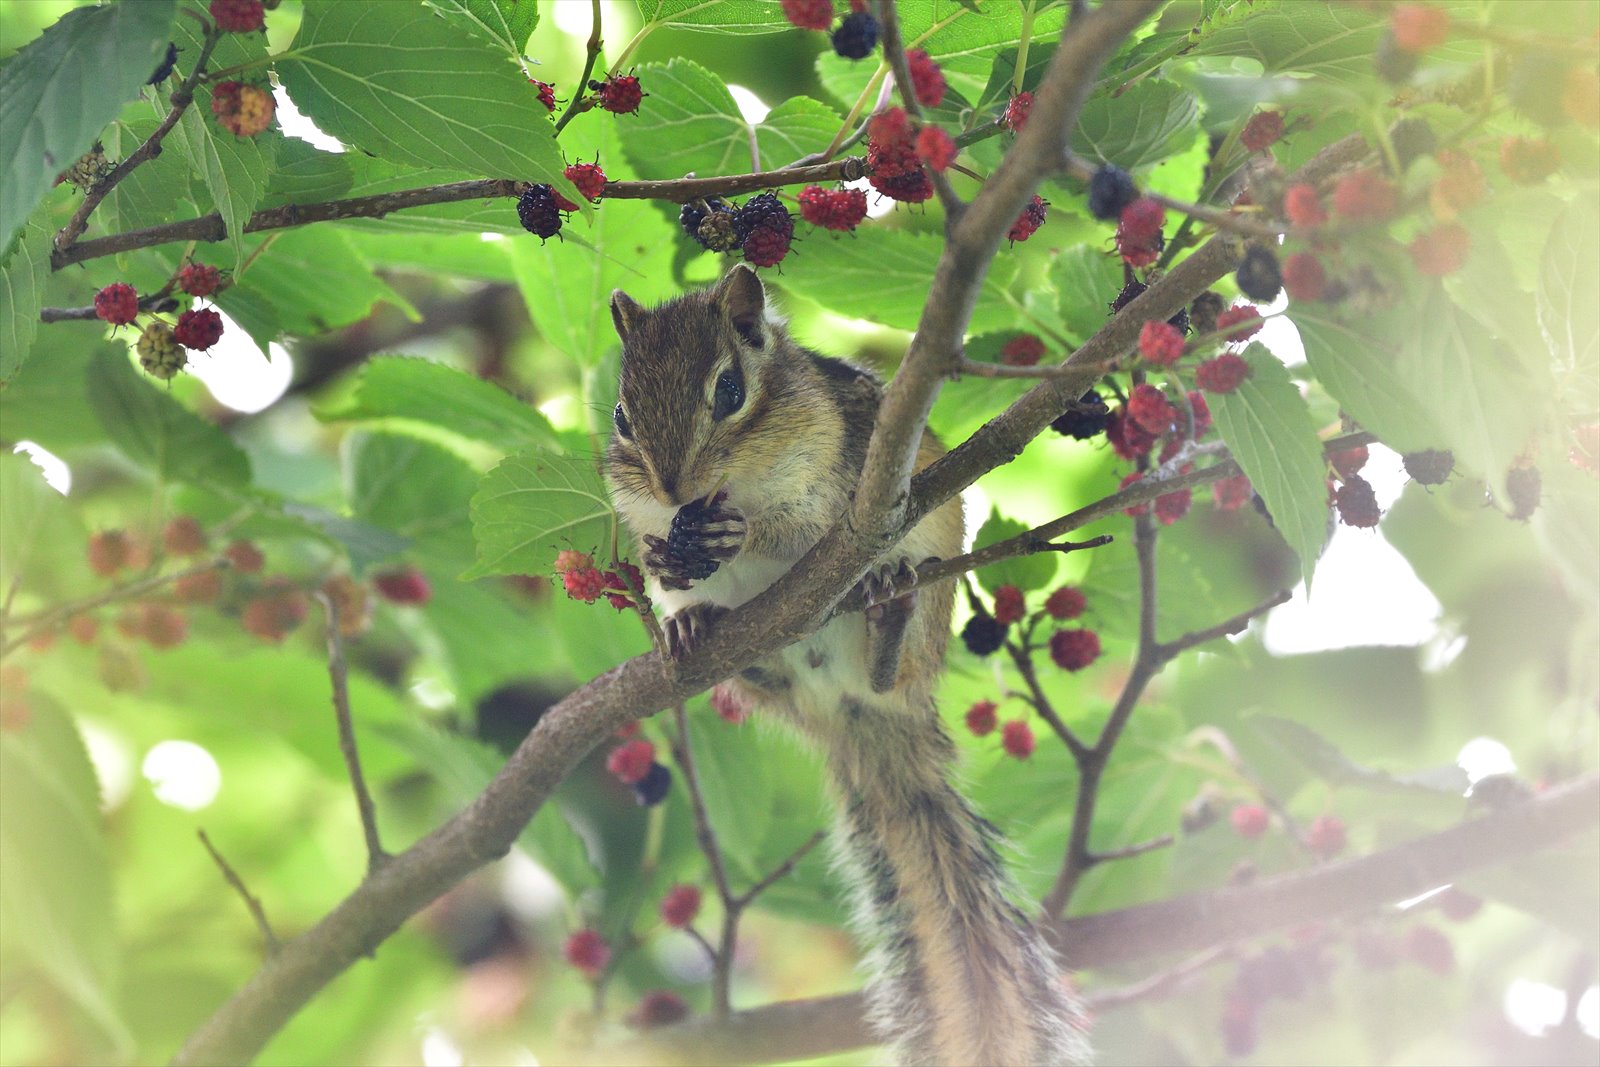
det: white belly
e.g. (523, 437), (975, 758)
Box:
(655, 553), (874, 716)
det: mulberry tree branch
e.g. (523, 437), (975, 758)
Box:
(53, 30), (222, 255)
(46, 161), (869, 274)
(599, 773), (1600, 1066)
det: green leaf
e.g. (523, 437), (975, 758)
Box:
(464, 447), (616, 580)
(0, 205), (51, 382)
(635, 0), (797, 33)
(1192, 2), (1385, 84)
(509, 98), (682, 368)
(165, 19), (273, 269)
(1071, 80), (1202, 171)
(0, 452), (81, 604)
(1537, 198), (1600, 407)
(619, 59), (838, 181)
(212, 228), (417, 348)
(777, 228), (1016, 334)
(1400, 288), (1546, 490)
(346, 432), (477, 548)
(1250, 715), (1470, 797)
(972, 507), (1057, 595)
(0, 338), (111, 453)
(429, 0), (539, 58)
(1050, 245), (1123, 344)
(0, 694), (130, 1056)
(277, 501), (411, 572)
(1210, 343), (1328, 589)
(86, 350), (251, 488)
(263, 137), (354, 207)
(510, 208), (680, 370)
(276, 2), (578, 204)
(318, 357), (559, 454)
(0, 0), (176, 251)
(1295, 304), (1443, 454)
(102, 114), (201, 236)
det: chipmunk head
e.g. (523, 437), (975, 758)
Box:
(607, 265), (833, 513)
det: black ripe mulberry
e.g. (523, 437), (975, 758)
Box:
(1236, 245), (1283, 302)
(517, 184), (565, 240)
(1402, 449), (1454, 485)
(1087, 164), (1138, 221)
(831, 10), (879, 59)
(1051, 390), (1111, 440)
(632, 761), (672, 806)
(1389, 117), (1437, 172)
(732, 192), (793, 242)
(1335, 475), (1381, 528)
(961, 614), (1006, 657)
(1504, 466), (1541, 520)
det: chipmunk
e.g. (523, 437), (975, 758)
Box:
(605, 265), (1088, 1067)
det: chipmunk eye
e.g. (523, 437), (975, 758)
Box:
(712, 364), (744, 421)
(613, 402), (632, 439)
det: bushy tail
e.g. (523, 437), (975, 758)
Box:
(825, 700), (1090, 1067)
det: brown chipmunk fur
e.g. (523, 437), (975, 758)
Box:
(605, 265), (1088, 1066)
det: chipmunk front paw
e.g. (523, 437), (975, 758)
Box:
(856, 557), (920, 622)
(664, 603), (728, 661)
(643, 492), (745, 590)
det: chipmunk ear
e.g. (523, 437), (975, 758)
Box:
(611, 289), (645, 340)
(713, 264), (766, 347)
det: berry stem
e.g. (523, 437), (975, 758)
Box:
(554, 0), (604, 134)
(53, 28), (224, 256)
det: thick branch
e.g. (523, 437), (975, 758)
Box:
(603, 773), (1600, 1065)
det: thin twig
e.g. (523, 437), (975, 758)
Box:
(1060, 153), (1284, 242)
(554, 0), (604, 134)
(55, 30), (222, 254)
(1005, 635), (1089, 759)
(732, 829), (827, 909)
(668, 702), (736, 1017)
(1084, 944), (1233, 1012)
(955, 355), (1120, 379)
(316, 593), (388, 874)
(198, 829), (280, 955)
(0, 557), (230, 658)
(1158, 589), (1293, 659)
(1087, 833), (1175, 865)
(876, 0), (964, 220)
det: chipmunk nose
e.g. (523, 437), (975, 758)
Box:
(657, 474), (681, 506)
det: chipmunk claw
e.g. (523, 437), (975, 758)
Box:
(857, 558), (919, 622)
(664, 603), (727, 661)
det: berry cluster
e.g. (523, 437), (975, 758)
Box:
(554, 551), (644, 612)
(95, 265), (232, 379)
(591, 74), (646, 115)
(30, 518), (433, 687)
(866, 108), (934, 205)
(676, 192), (796, 267)
(957, 582), (1098, 760)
